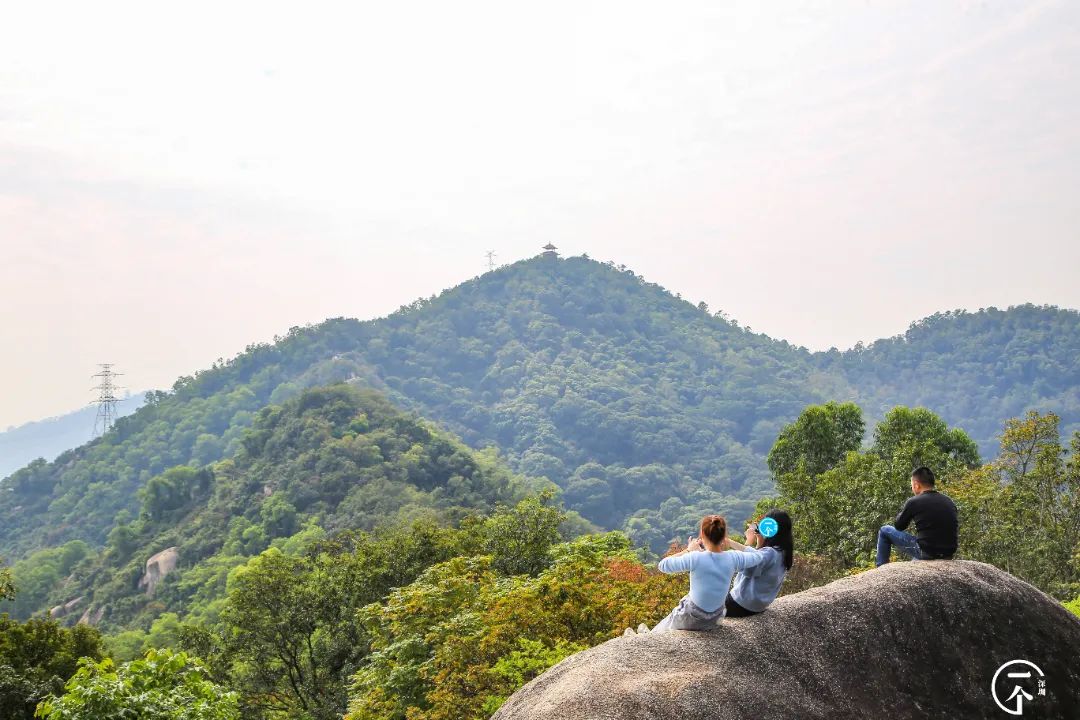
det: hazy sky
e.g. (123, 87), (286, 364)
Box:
(2, 1), (1079, 429)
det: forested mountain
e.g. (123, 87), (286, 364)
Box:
(2, 255), (1079, 565)
(0, 394), (145, 480)
(1, 385), (538, 630)
(4, 254), (1080, 719)
(829, 305), (1080, 452)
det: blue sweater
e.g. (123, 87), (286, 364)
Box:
(658, 548), (767, 613)
(730, 546), (788, 612)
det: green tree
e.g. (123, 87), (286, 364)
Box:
(763, 404), (979, 567)
(0, 615), (104, 720)
(768, 402), (865, 502)
(871, 406), (980, 472)
(481, 494), (565, 576)
(1, 564), (13, 602)
(35, 649), (238, 720)
(945, 411), (1080, 598)
(193, 522), (469, 719)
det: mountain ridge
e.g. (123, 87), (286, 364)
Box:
(2, 255), (1078, 563)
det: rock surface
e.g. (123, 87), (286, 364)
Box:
(47, 595), (83, 619)
(137, 546), (179, 596)
(77, 605), (105, 626)
(493, 561), (1080, 720)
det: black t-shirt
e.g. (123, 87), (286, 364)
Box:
(894, 490), (958, 558)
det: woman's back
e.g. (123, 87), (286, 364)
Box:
(659, 549), (765, 613)
(730, 546), (787, 612)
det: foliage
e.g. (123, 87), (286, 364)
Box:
(1065, 595), (1080, 619)
(942, 411), (1080, 599)
(2, 542), (93, 620)
(0, 614), (104, 720)
(180, 521), (475, 720)
(3, 257), (1079, 564)
(763, 404), (980, 567)
(480, 493), (564, 575)
(34, 648), (238, 720)
(2, 385), (532, 628)
(347, 533), (685, 720)
(768, 401), (864, 482)
(762, 404), (1080, 599)
(1, 564), (13, 601)
(832, 304), (1080, 459)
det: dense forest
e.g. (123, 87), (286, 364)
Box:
(3, 399), (1077, 719)
(2, 254), (1080, 717)
(3, 256), (1078, 563)
(1, 385), (546, 632)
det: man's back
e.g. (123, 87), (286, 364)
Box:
(894, 490), (958, 559)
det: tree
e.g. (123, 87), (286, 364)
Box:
(763, 404), (979, 567)
(768, 402), (865, 501)
(871, 406), (980, 471)
(0, 615), (103, 720)
(481, 494), (564, 576)
(945, 411), (1080, 598)
(193, 522), (470, 719)
(35, 649), (238, 720)
(348, 533), (684, 720)
(1, 563), (13, 602)
(213, 548), (357, 719)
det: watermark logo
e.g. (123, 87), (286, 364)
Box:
(991, 660), (1045, 715)
(758, 517), (779, 538)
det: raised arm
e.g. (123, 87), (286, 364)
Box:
(658, 551), (698, 575)
(725, 548), (768, 573)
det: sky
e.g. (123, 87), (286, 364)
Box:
(2, 0), (1079, 429)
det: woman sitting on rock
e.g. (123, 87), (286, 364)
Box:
(643, 514), (768, 632)
(722, 509), (794, 617)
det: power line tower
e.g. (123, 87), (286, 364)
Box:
(91, 364), (123, 437)
(484, 250), (497, 272)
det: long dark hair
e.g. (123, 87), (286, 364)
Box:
(761, 509), (794, 570)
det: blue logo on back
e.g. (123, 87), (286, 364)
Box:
(758, 517), (779, 538)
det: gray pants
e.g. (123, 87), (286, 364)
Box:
(653, 595), (725, 632)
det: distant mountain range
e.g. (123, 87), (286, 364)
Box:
(2, 256), (1078, 565)
(0, 394), (145, 479)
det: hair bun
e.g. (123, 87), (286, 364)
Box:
(699, 514), (727, 544)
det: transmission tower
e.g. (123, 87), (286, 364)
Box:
(484, 250), (497, 272)
(91, 364), (124, 437)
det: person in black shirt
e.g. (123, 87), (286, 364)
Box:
(875, 466), (958, 567)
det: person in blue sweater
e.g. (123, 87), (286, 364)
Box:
(722, 509), (794, 617)
(647, 515), (768, 632)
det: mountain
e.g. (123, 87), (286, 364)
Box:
(1, 384), (536, 628)
(0, 395), (145, 480)
(2, 255), (1079, 565)
(831, 304), (1080, 452)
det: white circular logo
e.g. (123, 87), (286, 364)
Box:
(991, 660), (1045, 716)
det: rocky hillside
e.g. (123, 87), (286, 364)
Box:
(494, 561), (1080, 719)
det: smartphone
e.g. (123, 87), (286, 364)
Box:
(747, 523), (758, 534)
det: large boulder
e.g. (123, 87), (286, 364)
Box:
(493, 561), (1080, 719)
(137, 546), (179, 596)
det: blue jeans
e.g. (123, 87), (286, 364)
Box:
(876, 525), (922, 567)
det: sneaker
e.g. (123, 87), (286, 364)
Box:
(637, 623), (650, 634)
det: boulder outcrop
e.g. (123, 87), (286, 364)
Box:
(137, 546), (179, 596)
(47, 595), (83, 619)
(493, 561), (1080, 719)
(77, 605), (105, 626)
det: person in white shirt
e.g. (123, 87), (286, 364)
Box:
(647, 514), (768, 632)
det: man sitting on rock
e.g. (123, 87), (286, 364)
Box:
(876, 466), (958, 567)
